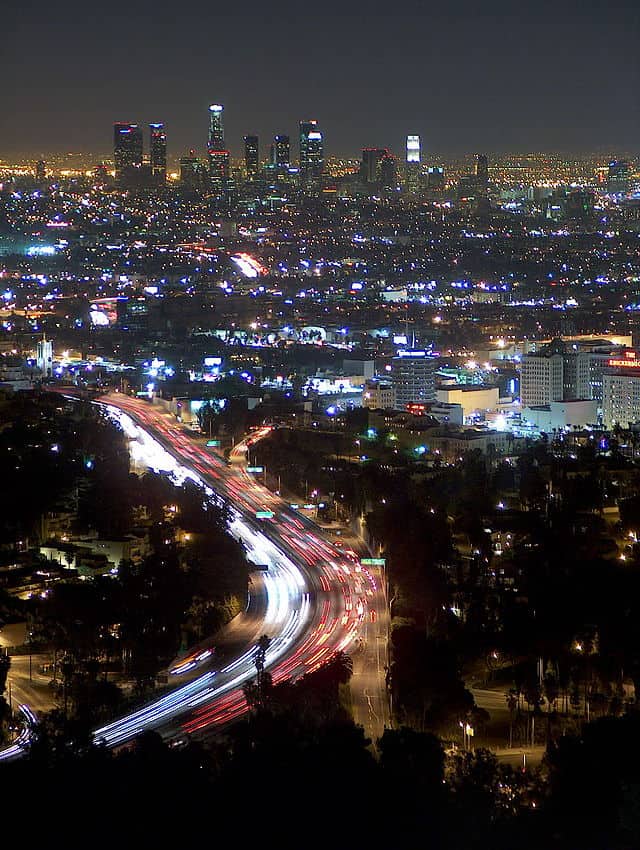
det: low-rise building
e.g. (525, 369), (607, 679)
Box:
(362, 378), (395, 410)
(521, 399), (598, 431)
(436, 385), (500, 420)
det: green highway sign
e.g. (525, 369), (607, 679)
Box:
(247, 466), (264, 473)
(206, 440), (221, 447)
(361, 558), (386, 566)
(255, 510), (274, 519)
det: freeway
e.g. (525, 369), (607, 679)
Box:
(0, 389), (388, 756)
(77, 393), (381, 744)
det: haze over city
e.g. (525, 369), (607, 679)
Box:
(2, 0), (639, 158)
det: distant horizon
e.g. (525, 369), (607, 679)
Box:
(1, 146), (637, 165)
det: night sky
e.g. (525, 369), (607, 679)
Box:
(2, 0), (639, 159)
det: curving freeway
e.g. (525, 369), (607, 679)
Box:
(71, 393), (382, 746)
(0, 389), (387, 758)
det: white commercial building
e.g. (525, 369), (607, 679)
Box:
(521, 399), (598, 431)
(520, 351), (564, 406)
(363, 379), (395, 410)
(603, 370), (640, 429)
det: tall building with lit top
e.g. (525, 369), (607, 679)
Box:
(405, 134), (420, 193)
(391, 350), (436, 407)
(271, 135), (290, 168)
(113, 123), (143, 184)
(299, 120), (324, 182)
(244, 135), (259, 176)
(208, 104), (225, 150)
(207, 104), (229, 188)
(149, 123), (167, 183)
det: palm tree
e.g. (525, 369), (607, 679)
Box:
(323, 651), (353, 687)
(254, 635), (271, 708)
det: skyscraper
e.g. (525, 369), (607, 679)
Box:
(299, 120), (324, 182)
(244, 135), (259, 176)
(149, 123), (167, 183)
(405, 134), (420, 193)
(379, 152), (398, 189)
(208, 104), (225, 150)
(180, 150), (204, 187)
(475, 154), (489, 195)
(360, 148), (387, 183)
(113, 123), (143, 184)
(207, 104), (229, 188)
(271, 135), (290, 168)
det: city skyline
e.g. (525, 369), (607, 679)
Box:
(2, 0), (639, 158)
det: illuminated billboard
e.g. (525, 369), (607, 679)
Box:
(89, 297), (125, 326)
(608, 351), (640, 368)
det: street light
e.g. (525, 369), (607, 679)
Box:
(459, 720), (474, 749)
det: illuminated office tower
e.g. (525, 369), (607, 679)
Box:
(207, 104), (229, 187)
(299, 120), (324, 181)
(271, 135), (290, 168)
(244, 135), (259, 176)
(405, 134), (420, 192)
(149, 123), (167, 183)
(113, 123), (143, 184)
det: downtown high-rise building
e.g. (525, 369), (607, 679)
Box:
(299, 120), (323, 182)
(113, 123), (143, 184)
(244, 135), (259, 176)
(405, 134), (421, 193)
(360, 148), (388, 183)
(379, 152), (398, 189)
(207, 104), (230, 188)
(180, 149), (204, 187)
(271, 135), (290, 168)
(149, 123), (167, 183)
(475, 154), (489, 195)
